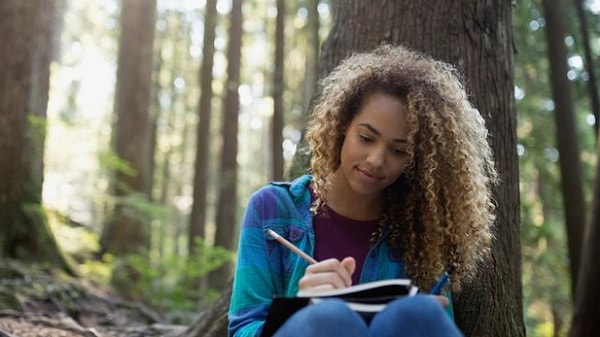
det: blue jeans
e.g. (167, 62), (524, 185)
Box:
(272, 294), (463, 337)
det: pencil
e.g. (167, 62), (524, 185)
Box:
(430, 262), (458, 295)
(267, 229), (318, 265)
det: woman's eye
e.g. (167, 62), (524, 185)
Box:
(359, 135), (373, 143)
(391, 147), (408, 155)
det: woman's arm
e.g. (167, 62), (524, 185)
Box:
(228, 191), (277, 337)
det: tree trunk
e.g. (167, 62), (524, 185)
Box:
(542, 0), (587, 300)
(287, 0), (320, 180)
(303, 0), (320, 118)
(189, 0), (218, 256)
(208, 0), (244, 291)
(150, 18), (166, 261)
(0, 0), (71, 271)
(99, 0), (156, 301)
(572, 0), (600, 137)
(314, 1), (523, 336)
(270, 0), (285, 181)
(568, 137), (600, 337)
(101, 0), (156, 256)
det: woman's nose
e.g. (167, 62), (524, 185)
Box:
(366, 146), (386, 167)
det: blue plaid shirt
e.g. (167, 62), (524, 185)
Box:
(227, 174), (452, 337)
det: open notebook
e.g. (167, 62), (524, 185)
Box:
(260, 278), (418, 337)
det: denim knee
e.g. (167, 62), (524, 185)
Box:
(369, 295), (463, 337)
(273, 298), (368, 337)
(392, 294), (448, 318)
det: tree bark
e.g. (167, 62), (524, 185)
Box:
(311, 1), (523, 336)
(287, 0), (320, 180)
(572, 0), (600, 137)
(568, 138), (600, 337)
(542, 0), (587, 300)
(271, 0), (285, 181)
(0, 0), (71, 271)
(208, 0), (244, 291)
(189, 0), (218, 256)
(101, 0), (156, 256)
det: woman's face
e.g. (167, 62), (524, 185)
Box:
(337, 92), (410, 198)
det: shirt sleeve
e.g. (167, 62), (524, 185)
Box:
(228, 189), (277, 337)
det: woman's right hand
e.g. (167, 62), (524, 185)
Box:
(298, 257), (356, 292)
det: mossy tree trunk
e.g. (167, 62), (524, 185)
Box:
(99, 0), (156, 300)
(100, 0), (156, 257)
(0, 0), (71, 272)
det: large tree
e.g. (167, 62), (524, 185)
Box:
(208, 0), (244, 291)
(100, 0), (156, 256)
(98, 0), (156, 301)
(308, 1), (523, 337)
(0, 0), (70, 271)
(542, 0), (586, 299)
(270, 0), (285, 181)
(572, 0), (600, 137)
(569, 135), (600, 337)
(189, 0), (218, 257)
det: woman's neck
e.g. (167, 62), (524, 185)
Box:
(325, 175), (381, 221)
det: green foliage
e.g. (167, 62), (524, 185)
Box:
(98, 150), (137, 177)
(49, 207), (234, 323)
(26, 114), (47, 148)
(117, 191), (170, 221)
(48, 210), (101, 261)
(108, 238), (234, 324)
(78, 257), (112, 285)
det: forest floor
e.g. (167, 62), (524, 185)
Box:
(0, 260), (188, 337)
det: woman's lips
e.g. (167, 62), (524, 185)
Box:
(356, 168), (381, 184)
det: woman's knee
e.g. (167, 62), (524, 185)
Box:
(370, 295), (462, 337)
(371, 295), (449, 329)
(300, 299), (365, 325)
(392, 294), (447, 318)
(274, 298), (368, 337)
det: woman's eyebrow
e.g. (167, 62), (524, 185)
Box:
(358, 123), (380, 135)
(358, 123), (407, 143)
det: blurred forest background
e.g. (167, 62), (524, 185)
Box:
(1, 0), (600, 336)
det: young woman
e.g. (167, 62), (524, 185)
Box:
(228, 45), (497, 337)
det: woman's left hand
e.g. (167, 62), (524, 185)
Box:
(431, 295), (449, 307)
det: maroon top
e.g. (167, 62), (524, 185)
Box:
(313, 206), (379, 285)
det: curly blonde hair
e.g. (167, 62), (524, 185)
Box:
(305, 45), (497, 292)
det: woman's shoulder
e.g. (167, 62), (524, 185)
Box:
(246, 176), (312, 222)
(252, 174), (312, 199)
(245, 174), (313, 216)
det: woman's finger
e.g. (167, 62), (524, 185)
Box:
(431, 295), (450, 307)
(299, 258), (354, 291)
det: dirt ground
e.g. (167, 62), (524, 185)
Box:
(0, 261), (187, 337)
